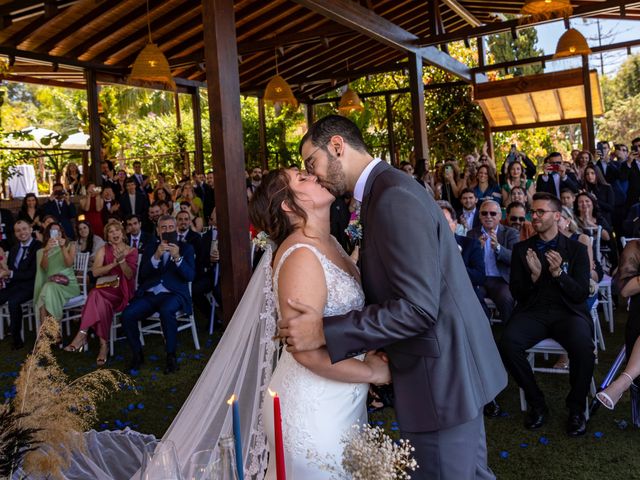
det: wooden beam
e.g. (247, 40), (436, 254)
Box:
(201, 0), (251, 323)
(408, 52), (429, 162)
(582, 55), (595, 152)
(552, 89), (564, 120)
(482, 113), (494, 159)
(385, 93), (397, 166)
(473, 68), (584, 100)
(190, 86), (205, 174)
(0, 46), (125, 73)
(491, 118), (582, 132)
(525, 92), (539, 123)
(84, 69), (102, 185)
(292, 0), (473, 82)
(5, 0), (64, 48)
(258, 96), (268, 170)
(501, 96), (517, 125)
(441, 0), (482, 27)
(1, 73), (84, 89)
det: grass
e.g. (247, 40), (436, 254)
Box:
(2, 310), (640, 479)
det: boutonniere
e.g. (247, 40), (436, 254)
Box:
(252, 231), (270, 251)
(345, 204), (363, 244)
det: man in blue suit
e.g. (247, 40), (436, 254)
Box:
(121, 214), (195, 374)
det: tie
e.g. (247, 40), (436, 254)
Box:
(178, 234), (185, 242)
(58, 201), (63, 213)
(535, 237), (558, 252)
(14, 245), (26, 269)
(132, 238), (138, 249)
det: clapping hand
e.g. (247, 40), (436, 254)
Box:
(488, 231), (499, 250)
(545, 250), (563, 277)
(526, 248), (542, 281)
(480, 234), (487, 249)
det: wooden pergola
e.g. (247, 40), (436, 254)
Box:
(1, 0), (639, 319)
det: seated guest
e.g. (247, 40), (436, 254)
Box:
(64, 221), (138, 366)
(560, 188), (576, 210)
(120, 177), (150, 218)
(467, 199), (519, 322)
(504, 201), (535, 241)
(157, 199), (172, 216)
(536, 153), (579, 197)
(0, 221), (42, 349)
(79, 183), (104, 236)
(458, 188), (480, 233)
(17, 193), (41, 227)
(582, 163), (614, 225)
(121, 215), (195, 374)
(193, 210), (221, 322)
(153, 187), (174, 213)
(499, 192), (594, 437)
(101, 186), (121, 225)
(33, 222), (80, 324)
(41, 183), (77, 239)
(143, 202), (163, 234)
(35, 215), (56, 243)
(126, 214), (154, 252)
(574, 192), (614, 268)
(501, 161), (534, 206)
(75, 220), (105, 264)
(176, 210), (201, 248)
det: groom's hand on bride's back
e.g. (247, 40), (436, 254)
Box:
(364, 351), (391, 386)
(279, 299), (326, 352)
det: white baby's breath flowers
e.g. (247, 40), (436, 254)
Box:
(308, 424), (418, 479)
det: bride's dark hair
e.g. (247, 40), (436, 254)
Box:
(249, 169), (308, 246)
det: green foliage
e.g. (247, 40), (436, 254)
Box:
(600, 53), (640, 109)
(597, 93), (640, 145)
(487, 15), (544, 77)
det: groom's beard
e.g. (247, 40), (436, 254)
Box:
(320, 149), (348, 197)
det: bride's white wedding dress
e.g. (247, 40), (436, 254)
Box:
(263, 243), (369, 479)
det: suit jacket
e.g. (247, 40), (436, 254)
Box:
(131, 173), (152, 194)
(467, 225), (519, 283)
(0, 208), (15, 249)
(455, 234), (485, 287)
(620, 160), (640, 208)
(177, 229), (201, 253)
(536, 172), (579, 197)
(196, 228), (218, 279)
(194, 182), (215, 220)
(6, 239), (42, 288)
(136, 239), (195, 314)
(119, 191), (149, 217)
(458, 207), (480, 231)
(510, 234), (590, 321)
(41, 200), (76, 239)
(323, 162), (507, 433)
(128, 231), (154, 254)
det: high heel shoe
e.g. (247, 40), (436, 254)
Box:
(96, 343), (108, 367)
(64, 330), (87, 353)
(597, 372), (634, 410)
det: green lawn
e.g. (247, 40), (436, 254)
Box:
(1, 310), (639, 479)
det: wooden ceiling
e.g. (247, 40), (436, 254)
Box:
(0, 0), (638, 99)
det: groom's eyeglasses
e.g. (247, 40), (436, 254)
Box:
(303, 146), (323, 173)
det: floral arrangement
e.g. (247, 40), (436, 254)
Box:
(252, 231), (270, 250)
(0, 316), (130, 479)
(345, 207), (363, 244)
(308, 424), (418, 479)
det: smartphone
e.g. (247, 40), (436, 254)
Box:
(548, 164), (560, 173)
(632, 145), (639, 153)
(445, 165), (453, 174)
(161, 231), (178, 244)
(94, 186), (102, 193)
(50, 229), (59, 239)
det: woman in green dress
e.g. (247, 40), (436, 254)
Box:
(34, 222), (80, 323)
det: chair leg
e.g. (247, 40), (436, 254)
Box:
(208, 302), (216, 336)
(607, 286), (614, 333)
(519, 387), (528, 412)
(191, 316), (200, 350)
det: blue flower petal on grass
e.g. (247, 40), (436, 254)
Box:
(499, 451), (509, 459)
(520, 443), (528, 448)
(615, 419), (628, 430)
(169, 387), (177, 393)
(539, 436), (549, 445)
(129, 369), (139, 376)
(137, 403), (145, 410)
(176, 357), (184, 364)
(115, 419), (124, 428)
(99, 423), (108, 430)
(594, 431), (604, 439)
(150, 374), (158, 381)
(390, 426), (399, 431)
(128, 403), (135, 411)
(376, 421), (384, 426)
(149, 355), (159, 362)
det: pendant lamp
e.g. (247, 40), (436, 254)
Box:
(520, 0), (573, 17)
(264, 50), (297, 107)
(338, 61), (364, 115)
(553, 28), (592, 58)
(130, 0), (175, 90)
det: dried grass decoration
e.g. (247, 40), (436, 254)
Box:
(1, 316), (131, 480)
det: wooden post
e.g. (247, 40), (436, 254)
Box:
(258, 96), (268, 171)
(408, 52), (429, 163)
(385, 93), (397, 166)
(582, 55), (595, 152)
(84, 69), (102, 185)
(305, 102), (315, 129)
(202, 0), (251, 323)
(482, 113), (494, 159)
(190, 86), (205, 174)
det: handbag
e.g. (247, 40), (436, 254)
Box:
(96, 275), (120, 289)
(47, 274), (69, 286)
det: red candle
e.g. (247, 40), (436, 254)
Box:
(269, 389), (286, 480)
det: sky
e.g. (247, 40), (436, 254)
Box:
(534, 18), (640, 76)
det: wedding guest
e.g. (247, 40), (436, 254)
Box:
(0, 203), (16, 250)
(574, 151), (593, 181)
(33, 222), (80, 324)
(560, 188), (576, 210)
(63, 162), (82, 196)
(435, 161), (463, 211)
(500, 192), (594, 437)
(458, 188), (480, 233)
(100, 160), (117, 192)
(0, 220), (42, 349)
(400, 161), (414, 176)
(126, 214), (154, 253)
(79, 182), (104, 236)
(473, 164), (502, 205)
(153, 186), (173, 210)
(176, 210), (201, 249)
(41, 183), (76, 239)
(504, 201), (535, 241)
(193, 211), (220, 322)
(17, 193), (41, 226)
(75, 220), (105, 264)
(121, 215), (195, 374)
(508, 185), (530, 212)
(413, 159), (435, 197)
(101, 186), (121, 225)
(64, 221), (138, 366)
(501, 161), (534, 206)
(574, 191), (612, 244)
(178, 183), (203, 219)
(536, 153), (579, 197)
(143, 202), (162, 234)
(120, 177), (150, 218)
(131, 160), (152, 195)
(246, 166), (263, 200)
(582, 163), (614, 225)
(113, 169), (127, 198)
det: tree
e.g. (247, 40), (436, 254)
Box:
(596, 93), (640, 145)
(487, 18), (544, 77)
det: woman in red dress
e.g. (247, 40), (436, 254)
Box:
(79, 182), (104, 236)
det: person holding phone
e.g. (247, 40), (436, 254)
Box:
(536, 152), (579, 198)
(120, 214), (195, 374)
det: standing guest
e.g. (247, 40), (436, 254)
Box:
(504, 201), (536, 241)
(157, 199), (172, 216)
(64, 221), (138, 366)
(100, 160), (117, 192)
(17, 193), (41, 226)
(35, 215), (56, 243)
(460, 162), (478, 191)
(63, 162), (83, 196)
(574, 151), (593, 181)
(33, 222), (80, 324)
(79, 182), (104, 236)
(473, 164), (502, 205)
(467, 199), (519, 322)
(75, 220), (105, 264)
(177, 183), (203, 219)
(126, 214), (154, 252)
(120, 177), (150, 218)
(414, 158), (436, 196)
(205, 171), (216, 212)
(100, 186), (121, 225)
(194, 172), (215, 220)
(458, 188), (480, 233)
(0, 221), (42, 349)
(246, 166), (263, 200)
(560, 188), (577, 210)
(153, 186), (174, 209)
(536, 153), (579, 197)
(155, 172), (168, 191)
(0, 203), (16, 251)
(400, 161), (415, 176)
(499, 192), (594, 437)
(596, 141), (620, 185)
(620, 144), (640, 209)
(41, 183), (76, 239)
(113, 169), (128, 198)
(435, 161), (463, 211)
(131, 160), (152, 195)
(120, 215), (195, 374)
(582, 163), (614, 225)
(501, 161), (534, 206)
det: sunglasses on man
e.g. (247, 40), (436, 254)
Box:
(480, 211), (498, 217)
(509, 216), (526, 222)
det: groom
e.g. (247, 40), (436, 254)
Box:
(280, 116), (507, 479)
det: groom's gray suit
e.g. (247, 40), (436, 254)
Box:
(324, 162), (507, 479)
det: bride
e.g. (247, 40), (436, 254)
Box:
(249, 168), (391, 479)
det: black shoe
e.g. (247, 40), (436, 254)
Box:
(567, 412), (587, 437)
(128, 350), (144, 371)
(483, 400), (502, 418)
(524, 405), (548, 430)
(11, 340), (24, 351)
(164, 353), (179, 374)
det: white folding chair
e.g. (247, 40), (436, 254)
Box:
(621, 237), (639, 248)
(110, 254), (143, 356)
(0, 301), (33, 341)
(207, 262), (220, 335)
(598, 275), (615, 333)
(484, 298), (501, 324)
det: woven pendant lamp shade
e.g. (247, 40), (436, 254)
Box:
(130, 42), (176, 90)
(264, 75), (298, 107)
(520, 0), (573, 17)
(338, 87), (364, 114)
(553, 28), (592, 58)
